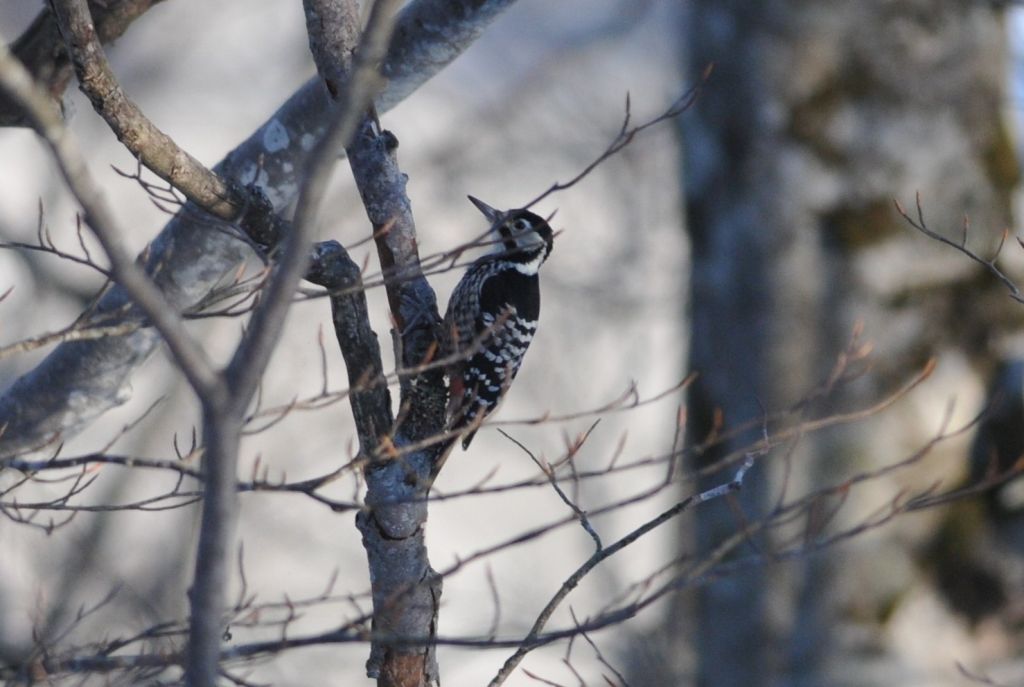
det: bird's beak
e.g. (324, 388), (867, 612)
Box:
(467, 195), (502, 224)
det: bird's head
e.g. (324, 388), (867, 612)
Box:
(468, 195), (554, 270)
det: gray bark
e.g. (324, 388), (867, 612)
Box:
(345, 117), (447, 687)
(675, 1), (1016, 685)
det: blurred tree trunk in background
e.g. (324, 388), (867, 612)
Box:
(660, 1), (1019, 685)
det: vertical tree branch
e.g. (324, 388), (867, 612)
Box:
(344, 89), (447, 687)
(306, 1), (446, 685)
(303, 0), (361, 98)
(344, 117), (447, 687)
(347, 119), (446, 447)
(307, 241), (393, 458)
(184, 409), (241, 687)
(184, 0), (395, 683)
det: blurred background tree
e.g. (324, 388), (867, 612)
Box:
(651, 1), (1024, 686)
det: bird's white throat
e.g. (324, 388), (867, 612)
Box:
(513, 252), (545, 275)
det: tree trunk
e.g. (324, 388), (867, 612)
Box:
(675, 1), (1016, 685)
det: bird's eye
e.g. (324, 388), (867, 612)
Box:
(513, 219), (529, 232)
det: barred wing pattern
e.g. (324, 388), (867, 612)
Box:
(444, 262), (540, 449)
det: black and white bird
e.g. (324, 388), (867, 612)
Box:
(443, 196), (555, 449)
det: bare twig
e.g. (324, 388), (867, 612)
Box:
(524, 64), (712, 209)
(0, 235), (111, 278)
(0, 345), (969, 685)
(0, 410), (971, 683)
(499, 428), (603, 551)
(896, 192), (1024, 304)
(487, 449), (755, 686)
(0, 320), (140, 361)
(956, 662), (1012, 687)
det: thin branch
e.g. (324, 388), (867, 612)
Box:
(0, 320), (140, 361)
(6, 452), (202, 479)
(0, 357), (973, 683)
(0, 236), (111, 278)
(0, 410), (972, 681)
(524, 64), (712, 209)
(487, 452), (755, 686)
(956, 662), (1012, 687)
(895, 192), (1024, 304)
(499, 428), (603, 551)
(31, 419), (923, 681)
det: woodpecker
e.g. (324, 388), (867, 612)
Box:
(443, 196), (555, 449)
